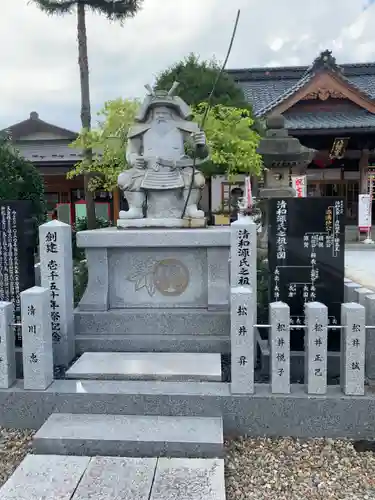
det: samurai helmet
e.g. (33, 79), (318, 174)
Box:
(135, 81), (192, 122)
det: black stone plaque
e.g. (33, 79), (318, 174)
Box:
(268, 197), (345, 350)
(0, 201), (36, 345)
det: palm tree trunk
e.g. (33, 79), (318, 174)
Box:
(77, 2), (96, 229)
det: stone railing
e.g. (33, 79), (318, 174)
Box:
(230, 292), (368, 396)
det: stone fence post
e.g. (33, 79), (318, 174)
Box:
(230, 215), (257, 311)
(305, 302), (328, 395)
(230, 287), (254, 394)
(269, 302), (290, 394)
(0, 302), (16, 388)
(39, 220), (74, 369)
(21, 286), (53, 390)
(341, 303), (365, 396)
(365, 294), (375, 380)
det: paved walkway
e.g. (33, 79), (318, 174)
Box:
(345, 247), (375, 291)
(0, 455), (225, 499)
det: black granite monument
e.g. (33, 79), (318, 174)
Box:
(268, 197), (345, 350)
(0, 201), (36, 345)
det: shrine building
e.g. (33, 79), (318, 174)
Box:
(2, 112), (112, 224)
(227, 50), (375, 235)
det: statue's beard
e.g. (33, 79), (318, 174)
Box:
(152, 120), (175, 136)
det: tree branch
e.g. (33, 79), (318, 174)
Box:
(29, 0), (76, 15)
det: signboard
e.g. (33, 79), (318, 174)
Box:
(358, 194), (372, 232)
(0, 201), (35, 346)
(268, 197), (345, 350)
(291, 175), (307, 198)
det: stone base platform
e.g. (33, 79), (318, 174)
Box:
(1, 379), (375, 439)
(66, 352), (222, 381)
(74, 309), (230, 353)
(117, 217), (206, 228)
(0, 454), (225, 500)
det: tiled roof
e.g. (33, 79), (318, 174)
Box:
(2, 112), (77, 140)
(284, 107), (375, 130)
(227, 56), (375, 119)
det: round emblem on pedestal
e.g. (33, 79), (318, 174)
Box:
(153, 259), (189, 296)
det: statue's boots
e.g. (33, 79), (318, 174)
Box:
(119, 207), (143, 219)
(185, 204), (205, 219)
(119, 192), (144, 219)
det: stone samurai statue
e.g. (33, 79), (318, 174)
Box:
(117, 82), (209, 227)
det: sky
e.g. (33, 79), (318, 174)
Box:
(1, 0), (375, 132)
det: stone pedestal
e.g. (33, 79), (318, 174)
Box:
(75, 227), (231, 353)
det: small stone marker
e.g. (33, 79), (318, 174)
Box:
(269, 302), (290, 394)
(344, 282), (361, 303)
(0, 301), (16, 388)
(341, 302), (365, 395)
(230, 216), (257, 308)
(230, 286), (254, 394)
(21, 286), (53, 390)
(354, 287), (373, 307)
(39, 220), (74, 368)
(305, 302), (328, 395)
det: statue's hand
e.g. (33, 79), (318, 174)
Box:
(192, 131), (206, 146)
(134, 156), (146, 169)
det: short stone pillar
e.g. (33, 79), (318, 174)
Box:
(21, 286), (53, 390)
(230, 287), (254, 394)
(39, 220), (74, 368)
(305, 302), (328, 395)
(0, 302), (16, 388)
(365, 294), (375, 380)
(269, 302), (290, 394)
(344, 281), (361, 303)
(341, 302), (365, 395)
(230, 216), (257, 311)
(354, 287), (373, 307)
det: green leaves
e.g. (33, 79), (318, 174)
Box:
(155, 53), (251, 110)
(68, 98), (262, 189)
(0, 138), (46, 227)
(193, 104), (263, 178)
(29, 0), (144, 20)
(68, 98), (139, 190)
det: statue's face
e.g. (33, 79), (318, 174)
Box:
(153, 106), (173, 123)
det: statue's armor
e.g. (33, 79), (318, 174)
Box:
(141, 127), (185, 190)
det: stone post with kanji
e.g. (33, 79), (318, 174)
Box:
(39, 220), (74, 369)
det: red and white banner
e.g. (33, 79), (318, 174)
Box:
(244, 176), (253, 208)
(291, 175), (307, 198)
(358, 194), (372, 232)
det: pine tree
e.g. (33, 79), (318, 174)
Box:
(30, 0), (143, 229)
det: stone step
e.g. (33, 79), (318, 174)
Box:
(66, 352), (222, 382)
(33, 413), (224, 459)
(0, 454), (225, 500)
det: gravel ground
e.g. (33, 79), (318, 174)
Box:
(1, 429), (375, 499)
(225, 437), (375, 500)
(0, 427), (34, 487)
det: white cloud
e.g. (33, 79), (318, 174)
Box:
(0, 0), (374, 131)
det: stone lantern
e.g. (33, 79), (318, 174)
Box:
(256, 114), (316, 248)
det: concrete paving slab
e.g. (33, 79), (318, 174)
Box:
(73, 457), (157, 500)
(0, 454), (90, 500)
